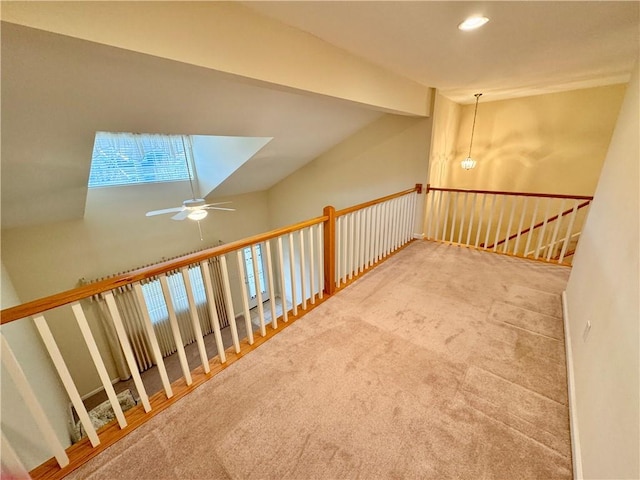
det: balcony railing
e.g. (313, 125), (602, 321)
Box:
(0, 186), (420, 480)
(424, 186), (593, 265)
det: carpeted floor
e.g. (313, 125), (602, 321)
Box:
(66, 241), (572, 479)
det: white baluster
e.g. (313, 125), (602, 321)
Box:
(236, 250), (255, 344)
(316, 224), (324, 299)
(503, 196), (518, 254)
(104, 292), (151, 411)
(133, 283), (174, 396)
(71, 302), (127, 427)
(347, 213), (354, 278)
(219, 255), (241, 352)
(546, 200), (566, 261)
(1, 335), (71, 468)
(450, 192), (459, 242)
(558, 201), (580, 263)
(474, 194), (487, 248)
(434, 190), (443, 241)
(158, 276), (192, 385)
(457, 192), (467, 244)
(484, 195), (497, 249)
(534, 198), (553, 259)
(466, 193), (477, 246)
(32, 315), (100, 447)
(265, 240), (278, 327)
(277, 237), (290, 321)
(198, 262), (226, 364)
(493, 195), (506, 252)
(442, 192), (450, 242)
(308, 227), (316, 304)
(251, 244), (266, 336)
(288, 233), (299, 315)
(354, 210), (362, 273)
(524, 197), (540, 257)
(299, 231), (307, 309)
(335, 214), (342, 287)
(514, 197), (529, 256)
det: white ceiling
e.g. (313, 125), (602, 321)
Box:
(2, 2), (638, 229)
(245, 1), (639, 103)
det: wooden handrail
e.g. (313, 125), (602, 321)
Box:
(484, 200), (591, 249)
(428, 186), (593, 201)
(1, 215), (327, 325)
(335, 185), (420, 217)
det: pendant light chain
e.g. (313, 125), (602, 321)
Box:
(467, 93), (482, 158)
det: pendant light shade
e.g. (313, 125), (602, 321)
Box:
(461, 93), (482, 170)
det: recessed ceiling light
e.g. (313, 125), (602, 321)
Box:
(458, 15), (489, 31)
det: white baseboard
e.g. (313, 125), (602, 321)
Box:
(80, 377), (120, 400)
(413, 233), (425, 240)
(562, 291), (583, 480)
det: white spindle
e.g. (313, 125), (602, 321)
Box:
(534, 198), (553, 259)
(450, 192), (459, 242)
(434, 190), (443, 241)
(348, 213), (355, 278)
(0, 335), (70, 468)
(474, 194), (487, 248)
(558, 201), (580, 263)
(546, 200), (566, 261)
(364, 206), (372, 268)
(316, 224), (324, 299)
(373, 204), (381, 263)
(133, 283), (173, 397)
(400, 194), (408, 245)
(514, 197), (529, 256)
(503, 196), (518, 254)
(236, 250), (255, 344)
(385, 200), (392, 255)
(493, 196), (506, 252)
(265, 240), (278, 327)
(308, 227), (316, 304)
(33, 315), (100, 447)
(484, 195), (497, 249)
(219, 255), (241, 351)
(342, 216), (349, 283)
(335, 215), (342, 286)
(442, 192), (451, 242)
(524, 197), (540, 257)
(72, 302), (128, 427)
(392, 198), (399, 251)
(354, 210), (362, 272)
(276, 237), (289, 321)
(104, 292), (152, 411)
(466, 193), (477, 245)
(456, 193), (466, 244)
(1, 432), (30, 478)
(158, 276), (193, 385)
(181, 268), (211, 371)
(288, 233), (299, 315)
(299, 231), (307, 309)
(250, 244), (266, 336)
(410, 191), (417, 240)
(199, 261), (227, 362)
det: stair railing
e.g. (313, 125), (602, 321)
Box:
(424, 186), (593, 265)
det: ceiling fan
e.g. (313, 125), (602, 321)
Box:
(145, 138), (235, 221)
(146, 198), (235, 221)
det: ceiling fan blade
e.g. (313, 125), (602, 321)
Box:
(202, 201), (233, 207)
(171, 210), (190, 221)
(146, 207), (183, 217)
(203, 206), (236, 212)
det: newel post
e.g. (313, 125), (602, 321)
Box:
(323, 205), (336, 296)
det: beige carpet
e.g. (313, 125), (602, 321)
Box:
(66, 241), (572, 479)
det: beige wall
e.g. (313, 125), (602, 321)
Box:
(1, 263), (71, 471)
(1, 187), (271, 395)
(427, 93), (462, 187)
(565, 65), (639, 479)
(1, 2), (430, 116)
(438, 84), (626, 195)
(267, 114), (432, 232)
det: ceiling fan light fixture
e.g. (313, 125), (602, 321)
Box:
(188, 209), (208, 221)
(458, 15), (489, 31)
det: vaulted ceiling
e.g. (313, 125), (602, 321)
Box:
(1, 1), (638, 229)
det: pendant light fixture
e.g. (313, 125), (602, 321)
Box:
(461, 93), (482, 170)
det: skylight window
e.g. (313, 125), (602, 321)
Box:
(88, 132), (192, 188)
